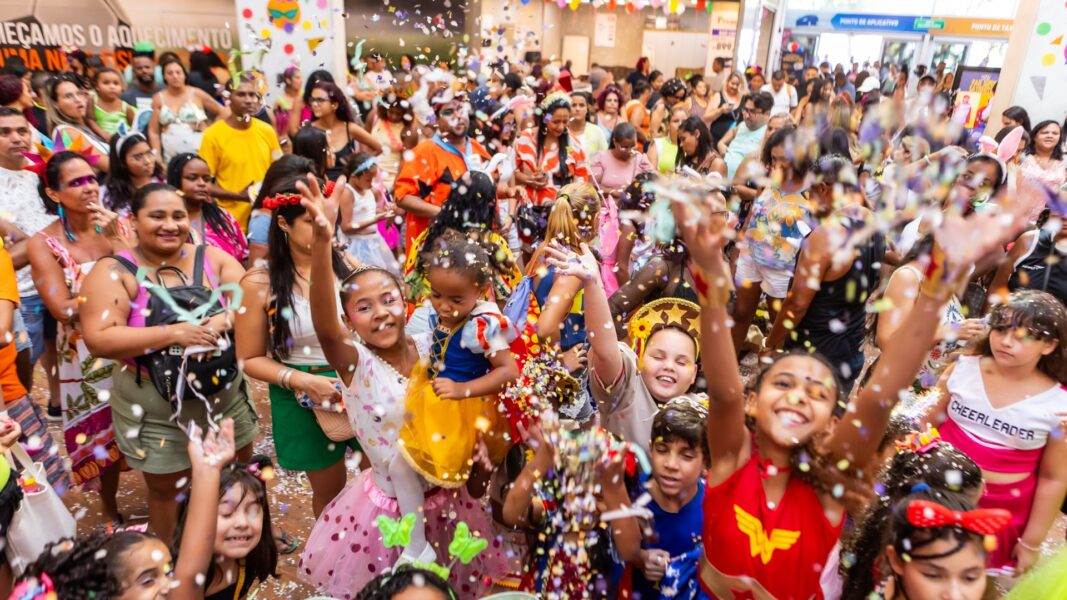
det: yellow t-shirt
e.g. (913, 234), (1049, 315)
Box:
(199, 119), (281, 231)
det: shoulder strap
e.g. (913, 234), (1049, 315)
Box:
(109, 253), (138, 276)
(192, 245), (207, 287)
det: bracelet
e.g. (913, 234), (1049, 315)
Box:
(278, 367), (294, 390)
(1017, 538), (1041, 553)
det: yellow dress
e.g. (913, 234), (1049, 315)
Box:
(397, 301), (514, 488)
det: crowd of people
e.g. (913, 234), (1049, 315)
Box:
(0, 40), (1065, 600)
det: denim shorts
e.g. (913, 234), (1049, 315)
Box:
(20, 294), (56, 365)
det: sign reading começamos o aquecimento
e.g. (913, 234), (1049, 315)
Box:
(0, 0), (233, 70)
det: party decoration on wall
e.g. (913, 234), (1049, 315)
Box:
(1031, 75), (1047, 100)
(267, 0), (301, 30)
(235, 0), (343, 104)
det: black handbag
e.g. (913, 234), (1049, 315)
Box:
(110, 246), (239, 404)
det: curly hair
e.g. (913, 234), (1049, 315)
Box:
(422, 229), (493, 288)
(839, 442), (981, 600)
(18, 531), (157, 599)
(354, 565), (455, 600)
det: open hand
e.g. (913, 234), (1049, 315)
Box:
(187, 417), (236, 471)
(543, 242), (600, 283)
(671, 188), (732, 274)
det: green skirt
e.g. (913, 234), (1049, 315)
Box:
(269, 363), (359, 472)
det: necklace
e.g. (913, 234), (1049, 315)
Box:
(366, 340), (413, 385)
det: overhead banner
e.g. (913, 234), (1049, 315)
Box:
(0, 0), (233, 70)
(952, 66), (999, 130)
(784, 11), (1013, 38)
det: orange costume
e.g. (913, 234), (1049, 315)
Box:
(393, 135), (490, 249)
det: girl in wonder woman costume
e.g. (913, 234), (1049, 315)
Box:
(672, 181), (1027, 599)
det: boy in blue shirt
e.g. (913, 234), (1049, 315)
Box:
(631, 395), (709, 600)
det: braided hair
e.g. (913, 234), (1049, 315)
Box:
(839, 440), (981, 600)
(165, 153), (240, 244)
(18, 531), (158, 599)
(537, 94), (573, 188)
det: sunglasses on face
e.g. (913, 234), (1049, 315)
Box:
(309, 96), (331, 105)
(63, 174), (98, 188)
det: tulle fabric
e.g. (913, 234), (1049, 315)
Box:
(398, 365), (511, 488)
(299, 470), (514, 599)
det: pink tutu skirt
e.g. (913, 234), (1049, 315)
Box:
(299, 470), (515, 599)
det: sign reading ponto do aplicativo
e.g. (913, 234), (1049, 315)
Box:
(0, 0), (233, 70)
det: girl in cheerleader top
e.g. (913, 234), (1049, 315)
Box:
(931, 289), (1067, 573)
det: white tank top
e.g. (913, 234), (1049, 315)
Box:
(946, 355), (1067, 450)
(285, 291), (342, 365)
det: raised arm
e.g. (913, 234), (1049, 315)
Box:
(827, 192), (1033, 470)
(545, 243), (624, 392)
(170, 419), (235, 600)
(671, 191), (747, 468)
(763, 229), (833, 350)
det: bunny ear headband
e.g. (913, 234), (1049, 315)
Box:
(975, 125), (1024, 184)
(490, 95), (535, 121)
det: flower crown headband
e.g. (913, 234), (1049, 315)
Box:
(262, 193), (302, 211)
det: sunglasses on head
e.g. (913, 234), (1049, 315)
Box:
(64, 174), (98, 189)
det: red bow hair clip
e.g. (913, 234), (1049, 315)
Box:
(262, 194), (302, 211)
(906, 500), (1011, 535)
(323, 181), (337, 198)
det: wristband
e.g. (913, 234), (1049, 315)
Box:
(692, 268), (733, 309)
(920, 244), (963, 301)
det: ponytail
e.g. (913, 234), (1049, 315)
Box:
(545, 196), (581, 250)
(527, 181), (601, 274)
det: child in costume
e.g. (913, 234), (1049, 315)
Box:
(393, 231), (518, 564)
(298, 190), (504, 596)
(931, 289), (1067, 572)
(541, 241), (702, 454)
(838, 426), (983, 599)
(13, 420), (241, 600)
(870, 490), (1010, 599)
(172, 456), (278, 599)
(669, 178), (1023, 599)
(501, 403), (642, 599)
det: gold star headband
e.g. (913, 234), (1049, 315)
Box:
(626, 297), (701, 359)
